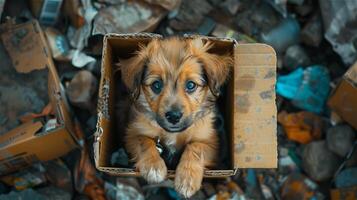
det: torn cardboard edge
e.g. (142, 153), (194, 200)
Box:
(94, 33), (277, 177)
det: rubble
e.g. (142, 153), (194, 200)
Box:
(278, 111), (322, 144)
(92, 1), (166, 35)
(168, 0), (213, 31)
(301, 13), (323, 47)
(302, 141), (341, 181)
(320, 0), (357, 65)
(283, 45), (311, 70)
(66, 70), (98, 111)
(326, 125), (356, 157)
(281, 173), (318, 200)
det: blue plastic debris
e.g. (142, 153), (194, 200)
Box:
(335, 168), (357, 188)
(277, 65), (330, 113)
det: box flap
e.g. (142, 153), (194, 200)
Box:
(0, 20), (49, 73)
(0, 121), (43, 150)
(344, 61), (357, 86)
(233, 43), (277, 168)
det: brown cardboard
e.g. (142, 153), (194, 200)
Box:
(328, 61), (357, 130)
(94, 33), (277, 177)
(0, 20), (79, 176)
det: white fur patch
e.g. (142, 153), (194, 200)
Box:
(146, 167), (165, 183)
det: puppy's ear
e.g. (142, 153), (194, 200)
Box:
(189, 38), (233, 96)
(118, 47), (147, 99)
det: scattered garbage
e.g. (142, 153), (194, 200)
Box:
(261, 17), (300, 53)
(278, 111), (322, 144)
(280, 173), (319, 200)
(335, 167), (357, 188)
(326, 125), (356, 157)
(0, 0), (356, 199)
(283, 45), (311, 71)
(66, 70), (98, 111)
(320, 0), (357, 65)
(302, 141), (341, 181)
(328, 61), (357, 130)
(277, 65), (330, 113)
(301, 13), (323, 47)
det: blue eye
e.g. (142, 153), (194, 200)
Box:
(185, 81), (197, 93)
(151, 80), (163, 94)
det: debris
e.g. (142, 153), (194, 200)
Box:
(219, 0), (241, 15)
(66, 70), (98, 111)
(278, 111), (322, 144)
(279, 147), (301, 174)
(0, 163), (47, 190)
(29, 0), (64, 26)
(330, 186), (357, 200)
(0, 84), (46, 134)
(143, 0), (181, 11)
(335, 168), (357, 188)
(330, 111), (344, 126)
(288, 0), (304, 6)
(105, 181), (144, 200)
(44, 28), (71, 61)
(0, 20), (78, 176)
(201, 182), (216, 198)
(110, 148), (130, 167)
(328, 61), (357, 130)
(74, 122), (106, 200)
(283, 45), (311, 70)
(302, 141), (341, 181)
(36, 186), (72, 200)
(71, 50), (96, 68)
(169, 0), (213, 31)
(277, 65), (330, 113)
(211, 24), (256, 43)
(320, 0), (357, 65)
(196, 17), (216, 35)
(261, 17), (300, 53)
(63, 0), (86, 28)
(281, 173), (318, 200)
(0, 188), (45, 200)
(92, 1), (166, 35)
(326, 125), (356, 157)
(301, 13), (323, 47)
(43, 160), (73, 194)
(0, 0), (4, 18)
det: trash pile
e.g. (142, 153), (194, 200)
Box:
(0, 0), (356, 199)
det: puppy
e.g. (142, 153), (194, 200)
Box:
(119, 37), (232, 197)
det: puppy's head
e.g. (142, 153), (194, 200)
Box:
(120, 38), (232, 133)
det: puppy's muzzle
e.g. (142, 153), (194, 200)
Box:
(165, 110), (183, 125)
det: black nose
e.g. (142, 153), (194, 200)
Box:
(165, 111), (183, 124)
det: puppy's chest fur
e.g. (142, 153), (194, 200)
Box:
(130, 108), (216, 152)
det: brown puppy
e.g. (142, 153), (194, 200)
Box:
(120, 37), (232, 197)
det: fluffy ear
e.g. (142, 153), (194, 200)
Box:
(189, 38), (233, 96)
(118, 48), (147, 99)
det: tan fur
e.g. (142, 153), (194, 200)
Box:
(120, 38), (232, 198)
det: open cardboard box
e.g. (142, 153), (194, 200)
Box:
(0, 20), (80, 176)
(94, 33), (277, 177)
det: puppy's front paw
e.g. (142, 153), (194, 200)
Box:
(175, 161), (203, 198)
(137, 156), (167, 184)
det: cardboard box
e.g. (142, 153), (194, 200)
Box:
(94, 33), (277, 177)
(328, 61), (357, 130)
(0, 20), (80, 176)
